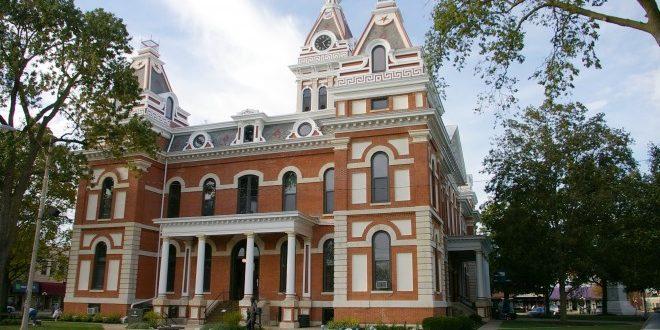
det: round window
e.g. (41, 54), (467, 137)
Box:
(193, 134), (206, 148)
(297, 122), (313, 137)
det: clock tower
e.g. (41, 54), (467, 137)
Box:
(289, 0), (353, 113)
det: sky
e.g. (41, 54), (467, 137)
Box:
(76, 0), (659, 206)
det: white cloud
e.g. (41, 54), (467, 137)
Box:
(161, 0), (304, 124)
(585, 99), (608, 112)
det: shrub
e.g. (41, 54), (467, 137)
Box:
(327, 317), (360, 329)
(421, 316), (475, 330)
(143, 311), (163, 329)
(59, 313), (73, 322)
(103, 313), (122, 324)
(127, 321), (152, 329)
(92, 313), (104, 323)
(0, 319), (21, 326)
(221, 311), (243, 326)
(468, 314), (483, 326)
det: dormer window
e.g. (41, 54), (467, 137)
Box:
(243, 125), (255, 143)
(165, 97), (174, 120)
(319, 87), (328, 110)
(302, 89), (311, 112)
(372, 46), (386, 73)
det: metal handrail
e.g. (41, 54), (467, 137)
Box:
(205, 291), (232, 319)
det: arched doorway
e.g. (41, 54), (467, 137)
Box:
(230, 239), (260, 300)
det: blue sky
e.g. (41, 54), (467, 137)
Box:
(77, 0), (659, 205)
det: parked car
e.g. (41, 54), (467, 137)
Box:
(528, 307), (546, 317)
(642, 312), (660, 330)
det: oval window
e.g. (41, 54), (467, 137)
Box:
(297, 123), (313, 137)
(193, 134), (206, 148)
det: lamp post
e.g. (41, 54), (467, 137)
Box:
(20, 140), (54, 330)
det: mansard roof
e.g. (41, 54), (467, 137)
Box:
(353, 0), (413, 55)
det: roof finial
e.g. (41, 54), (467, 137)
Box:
(324, 0), (341, 9)
(376, 0), (397, 9)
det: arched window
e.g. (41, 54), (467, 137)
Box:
(243, 125), (254, 143)
(323, 169), (335, 214)
(166, 244), (176, 292)
(165, 97), (174, 120)
(237, 175), (259, 214)
(372, 45), (386, 73)
(167, 181), (181, 218)
(371, 152), (390, 203)
(282, 172), (297, 211)
(203, 243), (212, 292)
(98, 178), (114, 219)
(431, 162), (438, 209)
(318, 87), (328, 110)
(201, 178), (216, 216)
(372, 231), (391, 291)
(91, 242), (107, 290)
(302, 89), (311, 112)
(279, 241), (287, 292)
(323, 239), (334, 292)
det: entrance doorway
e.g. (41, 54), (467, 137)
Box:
(229, 239), (260, 300)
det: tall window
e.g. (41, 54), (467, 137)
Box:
(323, 239), (334, 292)
(91, 242), (107, 290)
(302, 89), (311, 112)
(279, 242), (287, 292)
(431, 163), (438, 209)
(318, 87), (328, 110)
(372, 45), (386, 73)
(165, 97), (174, 120)
(168, 181), (181, 218)
(323, 169), (335, 214)
(371, 152), (390, 203)
(203, 243), (212, 292)
(434, 249), (441, 292)
(243, 125), (254, 143)
(372, 231), (391, 291)
(166, 244), (176, 292)
(282, 172), (297, 211)
(201, 178), (216, 216)
(237, 175), (259, 214)
(98, 178), (114, 219)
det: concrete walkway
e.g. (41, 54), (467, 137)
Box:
(478, 320), (502, 330)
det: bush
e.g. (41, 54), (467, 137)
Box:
(221, 311), (243, 326)
(92, 313), (104, 323)
(421, 316), (475, 330)
(0, 319), (21, 326)
(143, 311), (163, 329)
(127, 321), (152, 329)
(468, 314), (483, 326)
(72, 313), (92, 322)
(201, 324), (246, 330)
(103, 313), (122, 324)
(327, 317), (360, 329)
(59, 313), (73, 322)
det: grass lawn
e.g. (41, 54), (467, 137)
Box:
(0, 321), (104, 330)
(500, 320), (642, 329)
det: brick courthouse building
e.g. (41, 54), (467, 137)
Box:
(64, 0), (492, 326)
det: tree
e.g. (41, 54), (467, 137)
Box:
(0, 0), (158, 312)
(425, 0), (660, 112)
(482, 101), (639, 321)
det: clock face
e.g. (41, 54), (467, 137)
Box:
(314, 35), (332, 51)
(193, 134), (206, 148)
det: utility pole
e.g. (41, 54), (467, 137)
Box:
(20, 139), (53, 330)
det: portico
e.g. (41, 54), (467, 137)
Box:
(446, 236), (492, 319)
(152, 211), (317, 327)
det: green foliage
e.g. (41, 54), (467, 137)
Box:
(421, 316), (476, 330)
(327, 317), (360, 329)
(425, 0), (660, 112)
(142, 311), (163, 329)
(468, 314), (483, 326)
(0, 0), (159, 311)
(126, 321), (152, 329)
(481, 101), (652, 319)
(201, 323), (246, 330)
(220, 311), (242, 326)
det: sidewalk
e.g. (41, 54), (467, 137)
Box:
(478, 320), (502, 330)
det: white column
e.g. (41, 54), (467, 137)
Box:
(475, 250), (485, 299)
(483, 257), (491, 298)
(302, 238), (311, 299)
(158, 237), (171, 297)
(244, 233), (255, 298)
(285, 232), (297, 298)
(195, 235), (206, 297)
(310, 80), (319, 112)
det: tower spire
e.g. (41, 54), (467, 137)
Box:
(324, 0), (341, 9)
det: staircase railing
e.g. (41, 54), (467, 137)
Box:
(205, 291), (232, 320)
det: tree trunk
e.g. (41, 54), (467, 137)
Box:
(559, 280), (568, 322)
(544, 290), (551, 318)
(601, 279), (608, 315)
(0, 250), (9, 314)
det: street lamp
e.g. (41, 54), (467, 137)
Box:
(20, 141), (54, 330)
